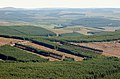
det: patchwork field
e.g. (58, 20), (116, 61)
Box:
(1, 30), (120, 79)
(49, 26), (98, 35)
(49, 26), (120, 35)
(0, 37), (83, 61)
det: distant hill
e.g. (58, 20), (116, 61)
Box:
(0, 7), (24, 11)
(0, 8), (120, 28)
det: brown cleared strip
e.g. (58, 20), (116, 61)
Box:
(24, 42), (83, 61)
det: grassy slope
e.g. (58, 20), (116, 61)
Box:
(0, 45), (47, 62)
(0, 25), (56, 36)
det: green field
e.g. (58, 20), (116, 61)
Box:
(60, 32), (83, 37)
(0, 25), (56, 36)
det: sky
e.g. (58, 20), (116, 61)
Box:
(0, 0), (120, 8)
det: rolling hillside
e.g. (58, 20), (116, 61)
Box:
(0, 25), (56, 36)
(0, 45), (47, 62)
(0, 8), (120, 79)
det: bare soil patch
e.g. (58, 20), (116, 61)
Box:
(25, 42), (83, 61)
(0, 37), (22, 46)
(48, 28), (73, 34)
(79, 41), (120, 58)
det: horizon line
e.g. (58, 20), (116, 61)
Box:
(0, 7), (120, 9)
